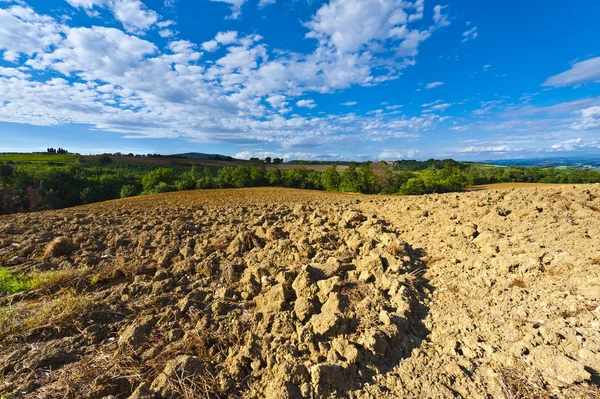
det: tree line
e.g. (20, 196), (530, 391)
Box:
(1, 159), (599, 214)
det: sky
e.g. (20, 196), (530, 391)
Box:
(0, 0), (600, 161)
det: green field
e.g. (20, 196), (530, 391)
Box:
(0, 153), (78, 163)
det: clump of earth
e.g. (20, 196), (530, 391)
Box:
(0, 186), (598, 398)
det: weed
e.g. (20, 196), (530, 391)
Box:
(0, 268), (31, 295)
(0, 266), (92, 297)
(508, 278), (527, 289)
(496, 363), (550, 399)
(0, 290), (94, 339)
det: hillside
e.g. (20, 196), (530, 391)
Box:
(0, 186), (599, 398)
(81, 155), (347, 171)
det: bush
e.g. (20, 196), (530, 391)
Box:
(120, 185), (138, 198)
(142, 168), (174, 193)
(97, 156), (112, 166)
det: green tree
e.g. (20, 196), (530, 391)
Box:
(142, 168), (174, 193)
(321, 165), (341, 191)
(120, 184), (138, 198)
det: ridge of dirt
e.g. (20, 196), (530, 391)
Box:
(0, 186), (599, 398)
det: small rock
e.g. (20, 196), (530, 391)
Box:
(153, 269), (169, 282)
(528, 346), (590, 385)
(317, 277), (341, 303)
(255, 283), (290, 313)
(118, 316), (158, 348)
(294, 297), (316, 322)
(310, 311), (342, 337)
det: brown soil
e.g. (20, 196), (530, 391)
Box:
(470, 182), (577, 191)
(0, 186), (599, 398)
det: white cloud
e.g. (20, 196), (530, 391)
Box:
(0, 66), (29, 78)
(342, 101), (357, 106)
(201, 40), (218, 52)
(210, 0), (246, 19)
(432, 5), (449, 27)
(65, 0), (159, 33)
(201, 31), (238, 52)
(258, 0), (275, 7)
(421, 99), (443, 107)
(266, 94), (287, 108)
(425, 81), (443, 89)
(572, 106), (600, 130)
(0, 5), (63, 61)
(0, 0), (453, 157)
(297, 99), (316, 109)
(542, 57), (600, 88)
(305, 0), (443, 60)
(28, 26), (157, 80)
(379, 150), (402, 159)
(457, 145), (514, 153)
(461, 26), (477, 42)
(158, 29), (173, 38)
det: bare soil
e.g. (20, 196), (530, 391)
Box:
(0, 186), (598, 398)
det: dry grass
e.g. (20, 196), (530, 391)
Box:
(220, 260), (237, 286)
(166, 370), (225, 399)
(547, 263), (572, 277)
(497, 363), (550, 399)
(0, 289), (94, 339)
(508, 278), (527, 289)
(562, 384), (600, 399)
(340, 281), (371, 303)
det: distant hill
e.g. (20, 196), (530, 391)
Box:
(487, 157), (600, 169)
(173, 152), (243, 161)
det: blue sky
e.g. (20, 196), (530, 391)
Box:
(1, 0), (600, 161)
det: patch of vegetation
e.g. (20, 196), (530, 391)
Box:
(0, 267), (91, 296)
(0, 268), (37, 295)
(0, 289), (93, 339)
(1, 155), (600, 215)
(0, 153), (78, 163)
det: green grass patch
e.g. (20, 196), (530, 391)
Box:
(0, 266), (92, 296)
(0, 268), (34, 295)
(0, 289), (93, 339)
(0, 153), (78, 163)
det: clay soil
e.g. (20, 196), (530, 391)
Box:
(0, 186), (599, 398)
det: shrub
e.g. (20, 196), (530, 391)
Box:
(120, 184), (138, 198)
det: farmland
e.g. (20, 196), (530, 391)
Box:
(82, 155), (348, 171)
(0, 186), (599, 398)
(0, 153), (79, 163)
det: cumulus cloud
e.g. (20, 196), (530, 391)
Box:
(543, 57), (600, 88)
(305, 0), (446, 59)
(65, 0), (159, 33)
(210, 0), (246, 19)
(342, 101), (357, 106)
(0, 0), (456, 157)
(0, 66), (29, 78)
(296, 99), (316, 109)
(0, 5), (63, 61)
(378, 150), (402, 159)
